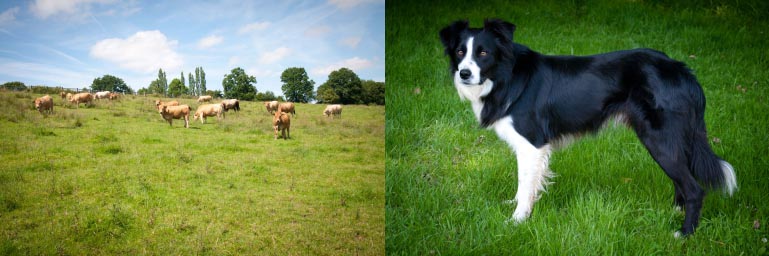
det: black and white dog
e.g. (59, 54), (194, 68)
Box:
(439, 19), (736, 236)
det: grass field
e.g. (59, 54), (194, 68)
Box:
(0, 93), (384, 254)
(386, 0), (768, 254)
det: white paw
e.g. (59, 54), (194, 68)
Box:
(511, 209), (530, 223)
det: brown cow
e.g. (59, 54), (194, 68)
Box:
(264, 100), (279, 114)
(159, 105), (191, 128)
(108, 93), (120, 100)
(221, 99), (240, 112)
(34, 95), (54, 114)
(273, 108), (291, 140)
(193, 103), (225, 124)
(155, 99), (180, 111)
(59, 91), (66, 100)
(323, 104), (342, 118)
(69, 93), (92, 108)
(278, 102), (295, 116)
(197, 95), (212, 103)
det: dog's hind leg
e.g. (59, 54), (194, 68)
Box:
(635, 124), (704, 236)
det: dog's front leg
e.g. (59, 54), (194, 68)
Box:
(491, 117), (553, 223)
(510, 145), (552, 222)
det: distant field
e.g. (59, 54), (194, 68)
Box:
(0, 92), (384, 255)
(386, 0), (768, 255)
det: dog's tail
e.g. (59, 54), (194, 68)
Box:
(689, 132), (737, 196)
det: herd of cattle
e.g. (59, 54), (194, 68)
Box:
(31, 92), (344, 140)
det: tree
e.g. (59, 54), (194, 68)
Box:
(205, 90), (223, 98)
(181, 71), (188, 95)
(361, 80), (385, 105)
(321, 68), (362, 104)
(280, 67), (315, 103)
(198, 67), (206, 95)
(147, 80), (162, 94)
(167, 78), (188, 97)
(255, 91), (277, 101)
(157, 68), (168, 96)
(1, 81), (27, 91)
(315, 84), (339, 104)
(188, 73), (196, 96)
(222, 67), (257, 100)
(91, 74), (133, 94)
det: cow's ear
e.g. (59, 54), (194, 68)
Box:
(439, 20), (469, 55)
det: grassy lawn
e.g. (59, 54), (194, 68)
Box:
(386, 0), (768, 254)
(0, 93), (384, 255)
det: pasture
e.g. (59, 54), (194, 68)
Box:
(0, 92), (384, 254)
(386, 0), (768, 255)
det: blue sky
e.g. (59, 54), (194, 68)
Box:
(0, 0), (384, 96)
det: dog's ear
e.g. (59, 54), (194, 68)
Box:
(439, 20), (469, 55)
(484, 19), (516, 42)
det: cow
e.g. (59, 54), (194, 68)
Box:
(273, 108), (291, 140)
(197, 95), (212, 103)
(264, 100), (279, 114)
(59, 91), (66, 100)
(323, 104), (343, 118)
(155, 99), (180, 111)
(193, 103), (225, 124)
(159, 105), (191, 128)
(94, 91), (111, 100)
(108, 93), (120, 100)
(34, 95), (53, 114)
(69, 93), (92, 108)
(278, 102), (296, 116)
(221, 99), (240, 112)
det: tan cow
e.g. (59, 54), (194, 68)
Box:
(197, 95), (212, 103)
(264, 100), (279, 114)
(221, 99), (240, 112)
(323, 104), (343, 118)
(59, 91), (66, 100)
(278, 102), (295, 116)
(155, 99), (180, 111)
(69, 93), (92, 108)
(34, 95), (53, 114)
(159, 105), (191, 128)
(108, 93), (120, 100)
(193, 103), (225, 124)
(94, 91), (111, 100)
(273, 109), (291, 140)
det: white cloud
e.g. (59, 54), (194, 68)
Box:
(197, 35), (223, 49)
(0, 7), (20, 26)
(304, 25), (331, 37)
(30, 0), (114, 19)
(90, 30), (183, 73)
(238, 21), (271, 34)
(259, 47), (291, 64)
(312, 57), (373, 76)
(227, 56), (240, 67)
(328, 0), (382, 9)
(340, 36), (361, 48)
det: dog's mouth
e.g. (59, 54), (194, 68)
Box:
(460, 77), (487, 86)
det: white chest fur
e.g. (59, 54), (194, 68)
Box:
(453, 75), (494, 123)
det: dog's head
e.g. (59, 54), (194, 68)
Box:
(439, 19), (517, 86)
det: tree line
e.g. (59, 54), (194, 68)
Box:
(2, 66), (384, 106)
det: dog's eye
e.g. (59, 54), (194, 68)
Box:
(457, 50), (464, 56)
(479, 50), (487, 56)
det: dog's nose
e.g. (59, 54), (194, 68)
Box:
(459, 69), (471, 79)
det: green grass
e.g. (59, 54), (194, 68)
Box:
(386, 0), (769, 254)
(0, 92), (384, 255)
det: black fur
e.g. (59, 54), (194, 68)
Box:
(439, 19), (734, 236)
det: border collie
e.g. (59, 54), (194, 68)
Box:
(439, 19), (736, 236)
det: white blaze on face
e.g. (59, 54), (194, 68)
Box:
(456, 37), (482, 85)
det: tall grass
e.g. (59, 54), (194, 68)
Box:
(386, 0), (768, 254)
(0, 92), (384, 255)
